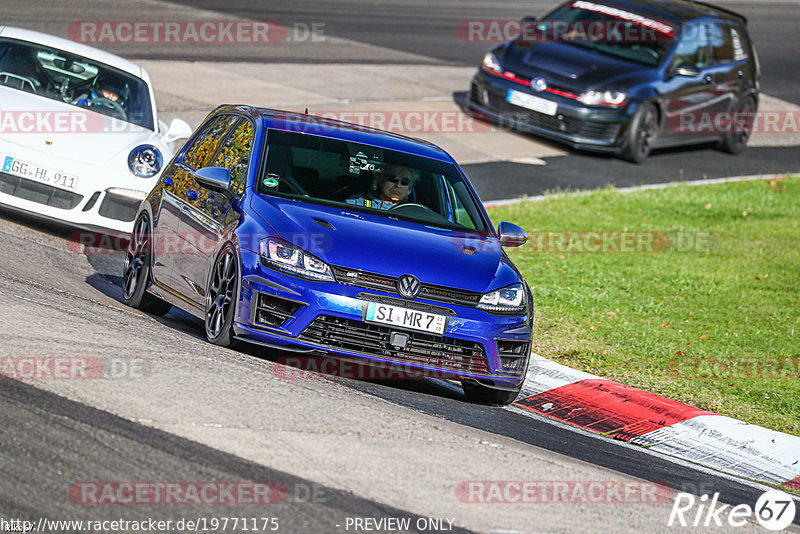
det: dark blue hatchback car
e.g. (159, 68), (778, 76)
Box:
(468, 0), (759, 162)
(123, 106), (533, 404)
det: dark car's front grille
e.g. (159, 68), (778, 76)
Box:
(0, 172), (83, 210)
(487, 94), (581, 133)
(332, 266), (482, 308)
(98, 192), (139, 222)
(298, 315), (490, 375)
(577, 120), (621, 142)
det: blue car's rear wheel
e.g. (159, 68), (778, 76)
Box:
(205, 244), (240, 348)
(122, 214), (172, 315)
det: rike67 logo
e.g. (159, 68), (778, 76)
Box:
(668, 489), (797, 530)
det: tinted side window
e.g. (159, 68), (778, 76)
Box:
(183, 115), (238, 170)
(671, 23), (710, 69)
(212, 118), (254, 197)
(709, 23), (735, 64)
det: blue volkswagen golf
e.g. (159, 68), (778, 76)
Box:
(123, 106), (533, 404)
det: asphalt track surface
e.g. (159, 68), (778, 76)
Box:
(2, 1), (800, 532)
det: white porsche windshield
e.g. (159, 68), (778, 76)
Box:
(0, 37), (155, 130)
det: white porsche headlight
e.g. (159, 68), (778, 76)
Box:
(128, 145), (163, 178)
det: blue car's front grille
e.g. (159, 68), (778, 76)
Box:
(332, 266), (482, 308)
(298, 315), (490, 375)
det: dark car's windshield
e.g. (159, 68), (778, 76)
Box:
(256, 129), (489, 234)
(0, 37), (155, 130)
(530, 1), (676, 67)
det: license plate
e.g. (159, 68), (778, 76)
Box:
(364, 301), (448, 335)
(506, 89), (558, 116)
(3, 156), (79, 191)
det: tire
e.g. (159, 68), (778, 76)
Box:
(719, 96), (756, 155)
(462, 381), (521, 405)
(621, 102), (659, 163)
(122, 214), (172, 316)
(205, 245), (240, 348)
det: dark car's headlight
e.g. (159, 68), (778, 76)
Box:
(128, 145), (163, 178)
(577, 90), (627, 107)
(259, 238), (334, 281)
(482, 52), (502, 73)
(478, 282), (527, 314)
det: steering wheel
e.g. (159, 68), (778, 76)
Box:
(88, 97), (127, 121)
(388, 202), (451, 224)
(389, 202), (429, 212)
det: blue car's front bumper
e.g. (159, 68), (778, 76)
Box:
(468, 70), (634, 154)
(232, 248), (531, 390)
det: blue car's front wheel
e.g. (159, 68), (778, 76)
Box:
(205, 244), (240, 348)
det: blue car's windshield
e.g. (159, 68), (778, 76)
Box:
(0, 37), (155, 130)
(256, 129), (490, 234)
(528, 1), (676, 67)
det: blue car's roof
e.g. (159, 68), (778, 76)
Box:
(249, 107), (456, 163)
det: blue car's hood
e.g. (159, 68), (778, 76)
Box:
(249, 195), (520, 293)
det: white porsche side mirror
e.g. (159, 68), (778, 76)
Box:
(162, 118), (193, 145)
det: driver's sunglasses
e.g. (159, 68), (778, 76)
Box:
(383, 175), (413, 186)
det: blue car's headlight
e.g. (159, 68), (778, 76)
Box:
(128, 145), (163, 178)
(259, 238), (334, 281)
(478, 283), (527, 314)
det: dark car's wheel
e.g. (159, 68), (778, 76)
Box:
(122, 214), (172, 315)
(719, 96), (755, 155)
(462, 381), (521, 405)
(205, 245), (240, 348)
(621, 102), (658, 163)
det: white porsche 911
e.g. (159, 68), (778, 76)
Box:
(0, 26), (191, 233)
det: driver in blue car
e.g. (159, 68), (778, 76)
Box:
(346, 164), (419, 210)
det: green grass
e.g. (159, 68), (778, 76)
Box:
(491, 176), (800, 436)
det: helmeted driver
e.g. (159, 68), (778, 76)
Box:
(346, 164), (419, 210)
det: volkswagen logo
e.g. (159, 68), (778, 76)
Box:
(397, 274), (421, 300)
(531, 77), (547, 93)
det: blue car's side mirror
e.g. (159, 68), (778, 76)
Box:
(195, 166), (232, 195)
(498, 221), (528, 247)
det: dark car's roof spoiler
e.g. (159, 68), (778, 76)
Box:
(687, 1), (747, 25)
